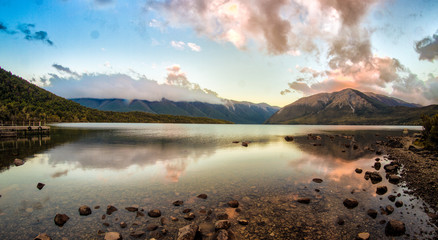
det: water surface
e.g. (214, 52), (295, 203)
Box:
(0, 123), (435, 239)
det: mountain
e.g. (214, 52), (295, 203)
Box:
(70, 98), (280, 124)
(266, 88), (438, 125)
(0, 67), (231, 124)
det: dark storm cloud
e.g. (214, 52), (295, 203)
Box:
(415, 30), (438, 62)
(17, 23), (54, 45)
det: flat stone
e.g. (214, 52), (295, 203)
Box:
(148, 209), (161, 217)
(177, 224), (199, 240)
(173, 200), (184, 206)
(104, 232), (122, 240)
(357, 232), (370, 240)
(146, 224), (159, 231)
(78, 205), (92, 216)
(183, 212), (195, 220)
(130, 230), (146, 238)
(215, 220), (231, 230)
(125, 207), (138, 212)
(34, 233), (52, 240)
(238, 219), (249, 225)
(312, 178), (323, 183)
(54, 214), (70, 227)
(297, 198), (311, 204)
(106, 205), (118, 215)
(197, 194), (208, 199)
(216, 229), (229, 240)
(385, 220), (406, 236)
(343, 198), (358, 209)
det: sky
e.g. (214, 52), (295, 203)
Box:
(0, 0), (437, 107)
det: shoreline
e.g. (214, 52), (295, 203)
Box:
(382, 136), (438, 227)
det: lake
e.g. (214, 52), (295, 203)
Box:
(0, 123), (436, 239)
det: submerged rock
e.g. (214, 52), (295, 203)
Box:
(130, 230), (146, 238)
(36, 183), (45, 190)
(376, 186), (388, 195)
(388, 175), (401, 184)
(146, 224), (159, 231)
(367, 209), (378, 219)
(148, 209), (161, 218)
(34, 233), (52, 240)
(312, 178), (323, 183)
(104, 232), (122, 240)
(78, 205), (92, 216)
(54, 213), (70, 227)
(364, 171), (382, 184)
(14, 158), (24, 166)
(284, 136), (294, 142)
(177, 224), (199, 240)
(385, 220), (406, 236)
(343, 198), (359, 209)
(297, 198), (311, 204)
(125, 206), (138, 212)
(227, 200), (239, 208)
(385, 205), (394, 215)
(173, 200), (184, 206)
(197, 194), (208, 199)
(106, 205), (118, 215)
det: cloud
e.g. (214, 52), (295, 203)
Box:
(43, 65), (222, 104)
(17, 23), (53, 45)
(415, 30), (438, 62)
(149, 0), (379, 57)
(94, 0), (114, 5)
(52, 64), (80, 77)
(187, 42), (201, 52)
(170, 40), (202, 52)
(0, 22), (16, 35)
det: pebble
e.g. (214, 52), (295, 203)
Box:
(376, 186), (388, 195)
(54, 214), (70, 227)
(173, 200), (184, 206)
(34, 233), (52, 240)
(197, 194), (208, 199)
(355, 168), (363, 174)
(297, 198), (311, 204)
(312, 178), (323, 183)
(227, 200), (239, 208)
(357, 232), (370, 240)
(106, 205), (118, 215)
(36, 183), (45, 190)
(148, 209), (161, 218)
(78, 205), (92, 216)
(367, 209), (378, 219)
(343, 198), (359, 209)
(385, 220), (406, 236)
(104, 232), (122, 240)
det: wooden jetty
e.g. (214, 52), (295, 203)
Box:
(0, 125), (50, 138)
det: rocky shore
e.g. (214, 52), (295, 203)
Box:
(382, 135), (438, 227)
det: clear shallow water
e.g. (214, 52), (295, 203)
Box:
(0, 123), (436, 239)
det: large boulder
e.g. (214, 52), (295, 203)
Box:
(177, 224), (199, 240)
(385, 220), (406, 236)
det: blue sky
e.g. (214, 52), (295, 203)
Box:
(0, 0), (437, 106)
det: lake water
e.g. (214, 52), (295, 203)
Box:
(0, 123), (436, 239)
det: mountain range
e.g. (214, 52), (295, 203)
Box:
(266, 88), (438, 125)
(0, 67), (231, 124)
(71, 98), (280, 124)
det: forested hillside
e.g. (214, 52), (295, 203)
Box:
(0, 68), (231, 124)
